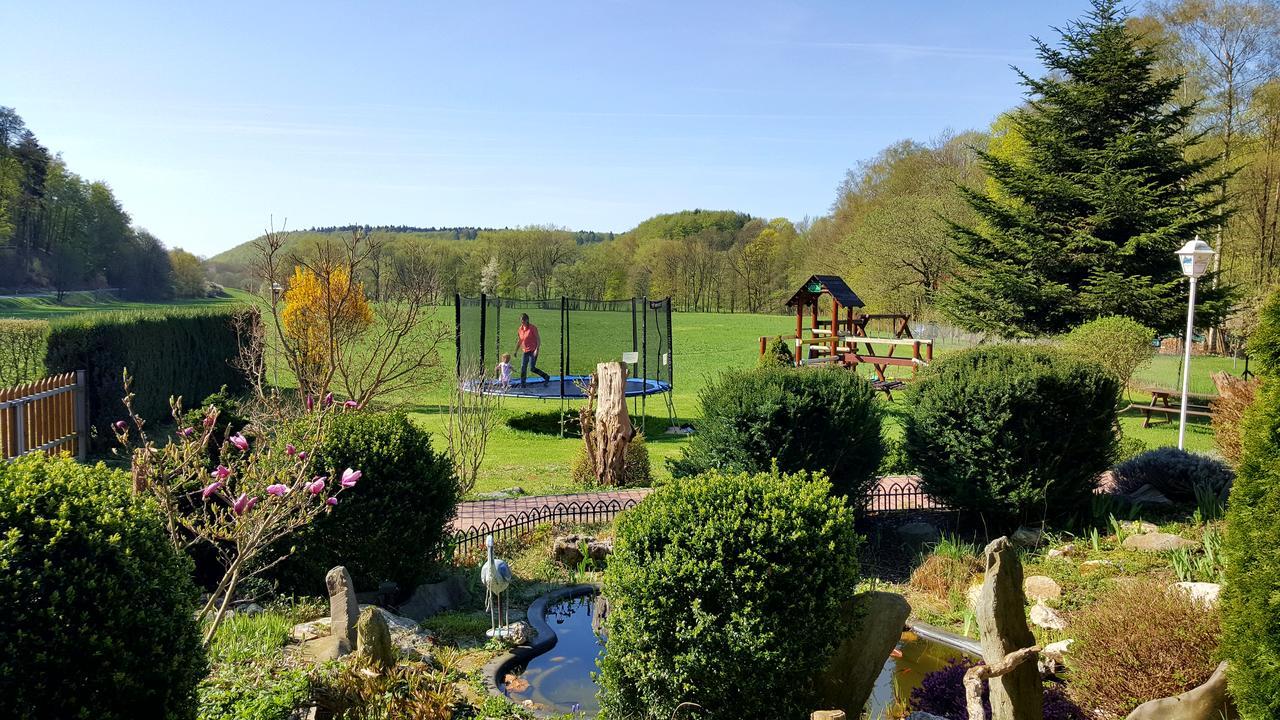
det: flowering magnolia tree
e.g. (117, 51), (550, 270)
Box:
(116, 372), (362, 644)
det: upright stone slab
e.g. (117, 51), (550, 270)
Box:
(816, 591), (911, 715)
(356, 606), (396, 671)
(976, 537), (1043, 720)
(1124, 661), (1235, 720)
(326, 566), (359, 656)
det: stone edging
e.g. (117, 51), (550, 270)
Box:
(480, 583), (600, 716)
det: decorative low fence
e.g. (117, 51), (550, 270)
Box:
(452, 496), (642, 556)
(863, 477), (941, 514)
(0, 370), (87, 461)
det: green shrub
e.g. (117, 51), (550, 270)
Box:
(570, 432), (652, 487)
(274, 411), (460, 593)
(670, 366), (883, 501)
(199, 664), (310, 720)
(1069, 578), (1220, 716)
(1059, 315), (1155, 391)
(599, 469), (861, 719)
(758, 336), (795, 367)
(878, 435), (916, 475)
(903, 345), (1120, 528)
(1223, 289), (1280, 717)
(0, 318), (50, 386)
(43, 306), (253, 444)
(0, 453), (206, 719)
(1112, 447), (1234, 505)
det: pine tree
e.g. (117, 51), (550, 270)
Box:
(940, 0), (1231, 337)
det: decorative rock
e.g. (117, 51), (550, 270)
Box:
(1023, 575), (1062, 601)
(495, 621), (535, 645)
(1171, 582), (1221, 609)
(1046, 544), (1074, 559)
(895, 521), (940, 552)
(1080, 559), (1118, 572)
(1039, 638), (1074, 677)
(1126, 520), (1160, 534)
(551, 534), (613, 567)
(291, 617), (331, 642)
(473, 486), (526, 500)
(236, 602), (265, 615)
(326, 566), (359, 657)
(1030, 601), (1068, 631)
(1123, 532), (1197, 553)
(817, 591), (912, 715)
(399, 574), (470, 621)
(1010, 526), (1044, 548)
(356, 606), (396, 671)
(1124, 661), (1233, 720)
(1126, 484), (1174, 507)
(976, 537), (1043, 720)
(1042, 638), (1074, 658)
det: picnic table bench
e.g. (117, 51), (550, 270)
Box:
(1125, 387), (1215, 428)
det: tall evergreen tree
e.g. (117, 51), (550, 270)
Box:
(940, 0), (1231, 337)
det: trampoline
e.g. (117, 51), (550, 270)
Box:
(454, 294), (675, 424)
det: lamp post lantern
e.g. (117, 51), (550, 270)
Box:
(1174, 237), (1216, 450)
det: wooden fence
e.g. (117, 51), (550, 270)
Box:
(0, 371), (87, 460)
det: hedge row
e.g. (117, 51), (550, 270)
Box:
(37, 307), (254, 440)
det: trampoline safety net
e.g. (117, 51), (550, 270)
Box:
(455, 295), (673, 402)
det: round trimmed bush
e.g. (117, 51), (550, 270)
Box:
(903, 345), (1120, 528)
(1059, 315), (1155, 390)
(274, 411), (460, 593)
(598, 469), (861, 719)
(570, 432), (652, 488)
(0, 453), (206, 719)
(669, 366), (883, 501)
(1222, 288), (1280, 717)
(1112, 447), (1234, 505)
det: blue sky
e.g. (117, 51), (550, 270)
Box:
(3, 1), (1093, 256)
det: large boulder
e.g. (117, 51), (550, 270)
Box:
(1124, 661), (1236, 720)
(1123, 532), (1197, 553)
(399, 574), (470, 621)
(816, 591), (912, 715)
(976, 537), (1043, 720)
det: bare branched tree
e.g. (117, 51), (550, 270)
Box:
(444, 362), (503, 495)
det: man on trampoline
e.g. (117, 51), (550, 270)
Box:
(514, 313), (551, 386)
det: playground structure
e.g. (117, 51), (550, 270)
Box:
(758, 275), (933, 395)
(454, 295), (675, 425)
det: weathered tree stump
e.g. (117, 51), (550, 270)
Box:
(580, 362), (633, 486)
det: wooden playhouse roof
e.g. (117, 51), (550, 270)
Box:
(785, 275), (865, 308)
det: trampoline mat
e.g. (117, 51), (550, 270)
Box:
(461, 375), (671, 400)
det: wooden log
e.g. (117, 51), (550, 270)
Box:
(964, 645), (1042, 720)
(592, 362), (633, 487)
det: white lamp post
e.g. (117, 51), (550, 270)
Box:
(1174, 237), (1216, 450)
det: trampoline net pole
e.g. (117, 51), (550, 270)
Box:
(454, 293), (462, 379)
(478, 293), (487, 376)
(560, 296), (567, 400)
(641, 295), (648, 421)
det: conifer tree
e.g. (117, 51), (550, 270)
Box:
(941, 0), (1231, 337)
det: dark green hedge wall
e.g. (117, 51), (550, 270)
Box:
(44, 307), (254, 441)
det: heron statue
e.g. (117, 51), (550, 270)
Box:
(480, 534), (513, 638)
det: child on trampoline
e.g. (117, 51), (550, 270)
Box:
(495, 353), (513, 390)
(515, 313), (551, 386)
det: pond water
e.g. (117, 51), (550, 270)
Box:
(500, 592), (972, 718)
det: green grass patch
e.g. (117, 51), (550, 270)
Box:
(207, 612), (294, 665)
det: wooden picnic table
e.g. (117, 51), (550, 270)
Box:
(1128, 387), (1214, 428)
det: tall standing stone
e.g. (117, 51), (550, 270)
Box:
(816, 591), (912, 715)
(326, 566), (359, 657)
(976, 537), (1043, 720)
(356, 607), (397, 671)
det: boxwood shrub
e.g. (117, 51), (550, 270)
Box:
(669, 366), (883, 501)
(598, 469), (861, 719)
(1223, 289), (1280, 717)
(903, 345), (1120, 528)
(273, 411), (460, 593)
(1112, 447), (1234, 506)
(0, 453), (206, 719)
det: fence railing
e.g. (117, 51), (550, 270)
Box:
(452, 497), (642, 556)
(863, 478), (941, 514)
(0, 371), (87, 461)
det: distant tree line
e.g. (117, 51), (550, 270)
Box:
(0, 107), (207, 299)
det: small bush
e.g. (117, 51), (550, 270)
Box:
(670, 366), (883, 501)
(1210, 371), (1260, 466)
(910, 657), (1085, 720)
(598, 469), (861, 719)
(0, 318), (49, 386)
(903, 345), (1120, 528)
(1059, 315), (1155, 391)
(0, 453), (206, 719)
(908, 551), (980, 604)
(1112, 447), (1234, 506)
(274, 412), (460, 593)
(1068, 577), (1220, 716)
(570, 432), (652, 487)
(758, 336), (795, 367)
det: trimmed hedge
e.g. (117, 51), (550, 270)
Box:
(0, 453), (206, 719)
(43, 307), (253, 441)
(670, 366), (883, 501)
(903, 345), (1120, 528)
(273, 411), (460, 593)
(0, 318), (50, 386)
(599, 469), (861, 720)
(1222, 289), (1280, 717)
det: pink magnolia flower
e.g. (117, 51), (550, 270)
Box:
(285, 443), (297, 457)
(178, 427), (194, 438)
(113, 420), (128, 432)
(307, 476), (327, 495)
(212, 465), (232, 480)
(340, 468), (361, 488)
(298, 451), (308, 460)
(305, 394), (314, 411)
(326, 497), (338, 507)
(265, 484), (290, 497)
(323, 392), (334, 407)
(201, 480), (223, 499)
(203, 408), (217, 427)
(232, 493), (258, 515)
(229, 433), (249, 451)
(343, 400), (359, 409)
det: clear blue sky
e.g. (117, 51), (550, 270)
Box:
(3, 1), (1092, 257)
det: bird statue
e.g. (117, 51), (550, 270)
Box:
(480, 534), (513, 638)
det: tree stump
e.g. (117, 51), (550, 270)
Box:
(582, 362), (633, 486)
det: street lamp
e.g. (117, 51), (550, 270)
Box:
(1174, 237), (1216, 450)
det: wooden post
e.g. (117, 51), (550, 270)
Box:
(75, 370), (88, 461)
(759, 336), (767, 357)
(830, 299), (840, 362)
(795, 304), (804, 366)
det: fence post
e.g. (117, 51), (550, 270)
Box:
(75, 370), (87, 461)
(15, 396), (25, 456)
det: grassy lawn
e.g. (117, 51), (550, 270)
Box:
(0, 288), (254, 320)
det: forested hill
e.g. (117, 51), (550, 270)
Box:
(206, 209), (809, 313)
